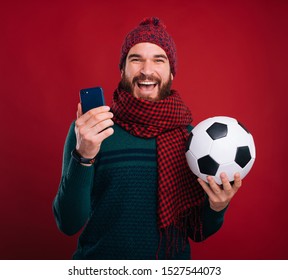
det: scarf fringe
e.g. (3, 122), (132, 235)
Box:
(156, 206), (204, 259)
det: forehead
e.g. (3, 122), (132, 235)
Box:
(127, 42), (167, 57)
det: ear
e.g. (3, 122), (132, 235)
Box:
(170, 73), (174, 81)
(121, 69), (124, 78)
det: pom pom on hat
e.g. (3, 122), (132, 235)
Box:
(139, 17), (162, 27)
(119, 17), (177, 76)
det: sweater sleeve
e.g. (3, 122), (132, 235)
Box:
(53, 121), (95, 236)
(201, 196), (228, 239)
(188, 196), (228, 242)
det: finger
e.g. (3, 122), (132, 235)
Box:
(77, 103), (82, 119)
(220, 172), (233, 193)
(207, 176), (222, 195)
(233, 172), (242, 191)
(76, 126), (114, 158)
(78, 106), (111, 124)
(88, 105), (111, 115)
(95, 127), (114, 143)
(76, 112), (114, 139)
(88, 118), (114, 135)
(85, 111), (114, 129)
(197, 178), (217, 200)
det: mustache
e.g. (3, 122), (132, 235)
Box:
(132, 73), (161, 85)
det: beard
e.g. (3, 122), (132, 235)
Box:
(119, 72), (173, 101)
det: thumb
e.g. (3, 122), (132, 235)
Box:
(77, 103), (82, 119)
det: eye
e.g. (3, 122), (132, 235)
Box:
(155, 59), (165, 63)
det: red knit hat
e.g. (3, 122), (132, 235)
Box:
(119, 17), (177, 76)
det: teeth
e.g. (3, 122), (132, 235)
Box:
(138, 81), (157, 85)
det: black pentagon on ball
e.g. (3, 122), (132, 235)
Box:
(198, 155), (220, 176)
(186, 132), (193, 152)
(206, 122), (228, 140)
(235, 146), (251, 168)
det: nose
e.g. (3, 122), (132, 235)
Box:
(140, 60), (154, 76)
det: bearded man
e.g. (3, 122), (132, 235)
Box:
(53, 17), (241, 260)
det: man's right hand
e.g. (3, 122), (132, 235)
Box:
(74, 103), (114, 160)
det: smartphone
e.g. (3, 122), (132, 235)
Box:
(80, 86), (105, 114)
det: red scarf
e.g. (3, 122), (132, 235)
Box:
(111, 88), (206, 250)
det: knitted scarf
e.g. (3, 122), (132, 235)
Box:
(111, 88), (206, 253)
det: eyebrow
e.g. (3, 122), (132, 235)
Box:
(154, 54), (168, 60)
(127, 54), (142, 60)
(127, 54), (168, 60)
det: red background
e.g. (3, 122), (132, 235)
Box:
(1, 0), (287, 259)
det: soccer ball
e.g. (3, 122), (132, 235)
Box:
(185, 116), (256, 185)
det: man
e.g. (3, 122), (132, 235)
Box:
(53, 17), (241, 260)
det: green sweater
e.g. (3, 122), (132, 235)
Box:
(53, 122), (227, 260)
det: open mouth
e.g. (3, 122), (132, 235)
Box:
(137, 81), (158, 91)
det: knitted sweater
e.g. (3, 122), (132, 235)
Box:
(53, 122), (227, 260)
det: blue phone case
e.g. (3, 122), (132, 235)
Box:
(80, 87), (105, 114)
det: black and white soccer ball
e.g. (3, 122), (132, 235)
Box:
(185, 116), (256, 185)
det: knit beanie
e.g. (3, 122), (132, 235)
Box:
(119, 17), (177, 76)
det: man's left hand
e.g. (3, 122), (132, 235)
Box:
(197, 172), (242, 212)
